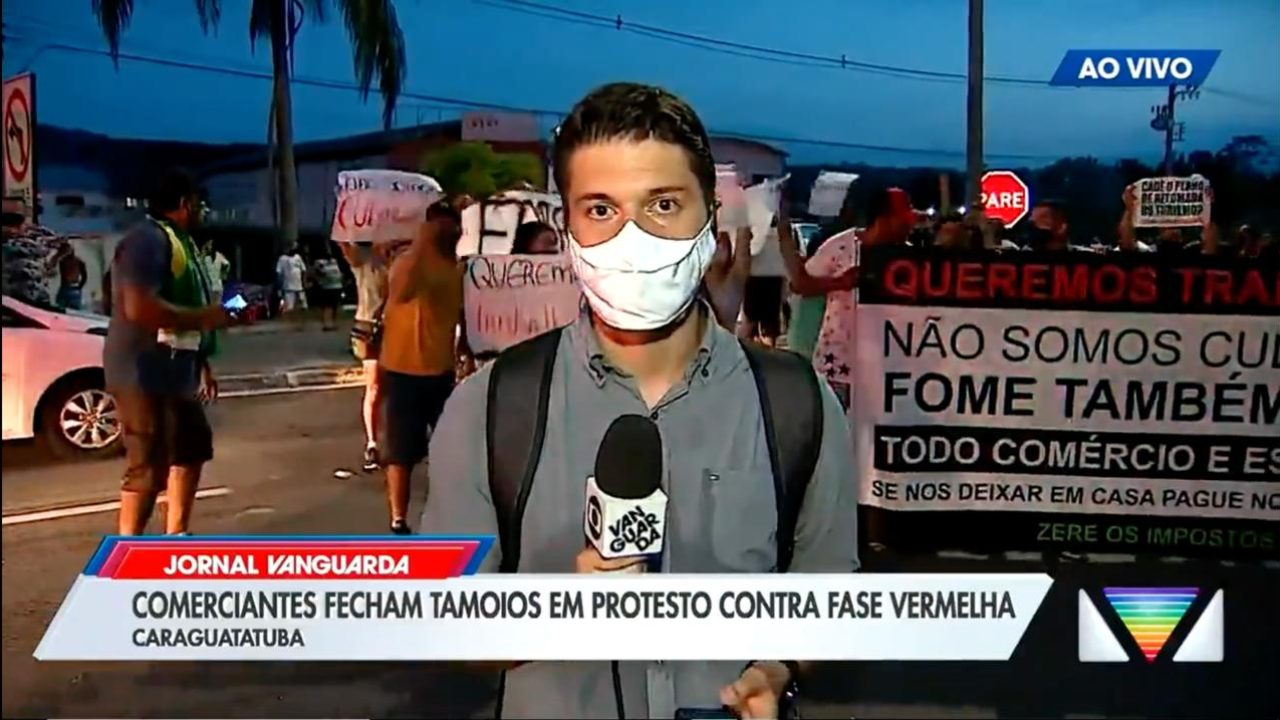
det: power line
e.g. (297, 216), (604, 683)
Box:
(12, 36), (544, 112)
(479, 0), (1024, 84)
(479, 0), (1278, 107)
(6, 32), (1064, 160)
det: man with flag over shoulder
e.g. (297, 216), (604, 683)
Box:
(104, 168), (245, 536)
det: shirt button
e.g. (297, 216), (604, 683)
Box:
(649, 410), (659, 421)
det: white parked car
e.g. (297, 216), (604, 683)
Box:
(1, 295), (121, 458)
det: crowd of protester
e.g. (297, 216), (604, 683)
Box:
(95, 145), (1277, 542)
(87, 79), (1277, 718)
(753, 181), (1278, 366)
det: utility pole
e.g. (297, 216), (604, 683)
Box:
(1151, 83), (1199, 174)
(965, 0), (984, 209)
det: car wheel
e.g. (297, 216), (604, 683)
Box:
(41, 378), (123, 460)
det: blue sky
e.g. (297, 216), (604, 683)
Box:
(3, 0), (1278, 167)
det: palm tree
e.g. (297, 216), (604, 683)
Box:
(92, 0), (406, 250)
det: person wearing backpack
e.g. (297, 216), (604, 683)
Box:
(421, 83), (856, 720)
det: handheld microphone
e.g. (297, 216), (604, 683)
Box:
(584, 414), (667, 565)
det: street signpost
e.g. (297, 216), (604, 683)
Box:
(3, 73), (36, 221)
(980, 170), (1030, 227)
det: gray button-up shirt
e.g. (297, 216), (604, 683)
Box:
(421, 306), (858, 719)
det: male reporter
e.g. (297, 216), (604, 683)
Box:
(422, 83), (856, 719)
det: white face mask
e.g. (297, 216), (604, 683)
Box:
(568, 219), (716, 331)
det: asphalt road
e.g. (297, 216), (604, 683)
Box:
(2, 389), (1276, 719)
(213, 320), (356, 377)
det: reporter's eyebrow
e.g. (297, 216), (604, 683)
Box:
(646, 186), (688, 197)
(573, 187), (689, 204)
(574, 192), (617, 204)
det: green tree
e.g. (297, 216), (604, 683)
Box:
(1216, 135), (1273, 176)
(92, 0), (406, 250)
(421, 142), (544, 198)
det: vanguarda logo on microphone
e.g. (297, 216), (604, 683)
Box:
(1050, 50), (1220, 87)
(586, 495), (604, 542)
(608, 507), (662, 555)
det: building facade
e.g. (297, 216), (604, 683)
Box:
(201, 115), (548, 236)
(710, 136), (788, 185)
(201, 118), (788, 238)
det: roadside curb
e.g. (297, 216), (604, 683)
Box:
(219, 364), (364, 398)
(225, 322), (349, 336)
(224, 306), (357, 335)
(3, 487), (232, 524)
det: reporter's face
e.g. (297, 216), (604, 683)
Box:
(564, 138), (709, 248)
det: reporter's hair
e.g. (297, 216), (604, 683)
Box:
(148, 167), (200, 216)
(553, 83), (716, 205)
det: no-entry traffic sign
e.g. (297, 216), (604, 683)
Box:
(981, 170), (1030, 227)
(3, 73), (36, 213)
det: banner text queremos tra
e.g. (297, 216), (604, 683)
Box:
(853, 250), (1279, 555)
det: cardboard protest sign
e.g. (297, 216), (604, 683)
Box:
(743, 174), (788, 255)
(1134, 175), (1210, 228)
(330, 170), (442, 243)
(715, 164), (748, 230)
(749, 227), (786, 277)
(808, 171), (859, 217)
(853, 247), (1279, 557)
(462, 253), (581, 353)
(714, 174), (790, 276)
(458, 190), (564, 256)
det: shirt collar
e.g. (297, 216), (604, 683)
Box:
(567, 300), (726, 389)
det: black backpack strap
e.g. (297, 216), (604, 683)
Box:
(740, 341), (825, 573)
(486, 328), (564, 574)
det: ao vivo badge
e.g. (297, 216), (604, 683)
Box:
(1050, 50), (1220, 87)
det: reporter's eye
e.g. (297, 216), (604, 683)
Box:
(586, 204), (616, 220)
(650, 197), (680, 215)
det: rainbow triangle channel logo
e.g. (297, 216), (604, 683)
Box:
(1078, 586), (1224, 663)
(1105, 587), (1197, 661)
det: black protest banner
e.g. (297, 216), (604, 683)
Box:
(857, 248), (1279, 315)
(853, 247), (1280, 559)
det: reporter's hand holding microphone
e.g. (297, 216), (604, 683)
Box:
(577, 414), (668, 574)
(574, 415), (801, 719)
